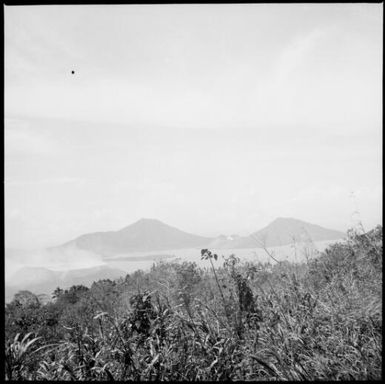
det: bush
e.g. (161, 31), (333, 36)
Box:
(4, 227), (382, 380)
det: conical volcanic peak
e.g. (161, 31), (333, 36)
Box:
(208, 217), (345, 249)
(251, 217), (345, 247)
(58, 219), (213, 257)
(51, 217), (345, 255)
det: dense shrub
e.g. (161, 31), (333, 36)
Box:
(4, 227), (382, 380)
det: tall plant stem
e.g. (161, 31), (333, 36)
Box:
(208, 257), (232, 326)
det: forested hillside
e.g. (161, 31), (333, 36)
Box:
(4, 226), (382, 380)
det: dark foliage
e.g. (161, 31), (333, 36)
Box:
(4, 227), (382, 380)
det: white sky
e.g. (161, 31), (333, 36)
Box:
(5, 4), (383, 249)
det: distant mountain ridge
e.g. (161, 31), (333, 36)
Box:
(251, 217), (345, 247)
(50, 217), (345, 256)
(6, 218), (346, 302)
(209, 217), (345, 249)
(53, 218), (212, 257)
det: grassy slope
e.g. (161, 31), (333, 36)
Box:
(4, 226), (382, 380)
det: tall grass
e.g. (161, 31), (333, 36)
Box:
(4, 226), (382, 380)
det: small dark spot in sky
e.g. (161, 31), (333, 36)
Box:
(71, 70), (75, 74)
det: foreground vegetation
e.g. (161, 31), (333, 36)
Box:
(5, 226), (382, 380)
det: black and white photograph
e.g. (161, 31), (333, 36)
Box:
(4, 3), (382, 380)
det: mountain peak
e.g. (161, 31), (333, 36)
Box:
(137, 217), (162, 223)
(54, 216), (345, 256)
(119, 218), (165, 231)
(62, 218), (212, 256)
(253, 217), (345, 247)
(272, 217), (301, 224)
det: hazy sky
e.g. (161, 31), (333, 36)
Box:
(5, 4), (382, 249)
